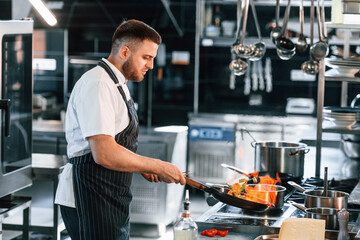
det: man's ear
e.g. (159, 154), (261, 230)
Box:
(119, 46), (130, 59)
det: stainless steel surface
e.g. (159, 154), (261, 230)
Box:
(290, 201), (340, 229)
(349, 181), (360, 207)
(316, 59), (326, 178)
(188, 113), (317, 180)
(130, 126), (187, 226)
(0, 20), (33, 199)
(306, 190), (348, 210)
(342, 0), (360, 14)
(253, 141), (308, 177)
(287, 181), (349, 210)
(342, 139), (360, 158)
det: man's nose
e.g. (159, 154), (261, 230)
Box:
(146, 59), (154, 69)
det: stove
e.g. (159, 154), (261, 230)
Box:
(196, 177), (360, 238)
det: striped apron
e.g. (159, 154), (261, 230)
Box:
(68, 60), (139, 240)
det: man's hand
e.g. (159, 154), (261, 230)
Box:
(141, 173), (161, 183)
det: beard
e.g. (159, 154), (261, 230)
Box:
(123, 57), (144, 82)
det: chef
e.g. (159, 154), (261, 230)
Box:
(55, 19), (186, 240)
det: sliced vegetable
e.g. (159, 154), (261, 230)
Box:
(216, 230), (229, 237)
(200, 229), (229, 237)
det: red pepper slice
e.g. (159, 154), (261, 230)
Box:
(200, 229), (229, 237)
(216, 230), (229, 237)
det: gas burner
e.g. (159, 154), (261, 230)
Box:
(303, 177), (359, 194)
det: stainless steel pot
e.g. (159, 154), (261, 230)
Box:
(289, 201), (340, 230)
(288, 181), (349, 210)
(252, 141), (309, 177)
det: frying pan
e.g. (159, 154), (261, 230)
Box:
(185, 177), (270, 211)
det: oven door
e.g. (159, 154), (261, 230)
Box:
(0, 20), (33, 198)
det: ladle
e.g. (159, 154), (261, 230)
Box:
(249, 0), (266, 61)
(231, 0), (244, 54)
(229, 58), (248, 76)
(270, 0), (282, 44)
(320, 0), (329, 44)
(234, 0), (255, 59)
(296, 0), (308, 52)
(301, 0), (319, 75)
(229, 0), (248, 75)
(310, 0), (328, 61)
(276, 0), (296, 60)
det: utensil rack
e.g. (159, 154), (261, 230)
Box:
(315, 22), (360, 177)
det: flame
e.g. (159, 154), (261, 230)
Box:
(227, 172), (281, 207)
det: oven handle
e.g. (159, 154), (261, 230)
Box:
(0, 99), (11, 137)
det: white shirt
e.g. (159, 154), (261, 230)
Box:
(55, 58), (131, 208)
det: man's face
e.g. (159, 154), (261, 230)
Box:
(123, 39), (159, 82)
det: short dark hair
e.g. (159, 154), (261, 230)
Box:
(111, 19), (161, 54)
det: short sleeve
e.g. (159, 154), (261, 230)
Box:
(75, 78), (116, 138)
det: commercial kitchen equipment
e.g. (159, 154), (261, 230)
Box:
(130, 126), (187, 237)
(0, 19), (33, 198)
(195, 174), (360, 239)
(188, 113), (316, 183)
(0, 19), (34, 240)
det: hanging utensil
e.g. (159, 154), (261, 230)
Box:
(249, 0), (266, 61)
(301, 0), (320, 75)
(296, 0), (308, 52)
(244, 59), (251, 95)
(320, 0), (329, 44)
(276, 0), (296, 60)
(265, 57), (272, 93)
(252, 61), (258, 91)
(235, 0), (254, 59)
(258, 59), (265, 91)
(310, 0), (328, 61)
(229, 0), (248, 75)
(270, 0), (282, 44)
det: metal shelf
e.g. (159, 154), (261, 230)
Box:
(325, 69), (360, 82)
(322, 128), (360, 134)
(203, 0), (332, 7)
(315, 24), (360, 178)
(326, 22), (360, 29)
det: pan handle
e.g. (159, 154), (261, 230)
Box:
(288, 181), (306, 192)
(185, 177), (215, 194)
(288, 200), (307, 212)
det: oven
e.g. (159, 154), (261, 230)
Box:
(0, 20), (33, 198)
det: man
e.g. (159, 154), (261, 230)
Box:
(55, 19), (186, 240)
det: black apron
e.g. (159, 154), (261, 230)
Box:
(69, 60), (139, 240)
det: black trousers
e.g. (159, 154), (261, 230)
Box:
(60, 205), (80, 240)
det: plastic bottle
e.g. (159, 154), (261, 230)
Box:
(173, 190), (198, 240)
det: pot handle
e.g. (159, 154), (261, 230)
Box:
(288, 200), (307, 212)
(288, 148), (310, 156)
(288, 181), (306, 192)
(250, 141), (257, 148)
